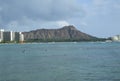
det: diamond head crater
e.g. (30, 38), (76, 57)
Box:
(23, 25), (106, 42)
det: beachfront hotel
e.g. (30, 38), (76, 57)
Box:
(0, 29), (24, 43)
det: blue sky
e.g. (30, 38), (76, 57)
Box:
(0, 0), (120, 38)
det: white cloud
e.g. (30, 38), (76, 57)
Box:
(5, 17), (70, 31)
(56, 21), (69, 27)
(84, 0), (113, 16)
(0, 0), (82, 21)
(0, 0), (83, 31)
(1, 0), (120, 37)
(79, 0), (120, 37)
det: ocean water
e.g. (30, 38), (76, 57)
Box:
(0, 42), (120, 81)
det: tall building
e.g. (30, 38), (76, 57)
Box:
(14, 32), (24, 42)
(19, 32), (24, 42)
(15, 32), (20, 42)
(0, 29), (4, 42)
(0, 29), (24, 43)
(3, 31), (15, 42)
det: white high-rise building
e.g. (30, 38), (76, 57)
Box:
(0, 29), (24, 43)
(0, 29), (4, 42)
(3, 31), (15, 42)
(14, 32), (24, 42)
(19, 32), (24, 42)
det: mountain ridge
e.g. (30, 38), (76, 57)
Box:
(23, 25), (100, 42)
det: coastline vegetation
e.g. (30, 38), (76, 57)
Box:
(0, 38), (107, 44)
(23, 38), (107, 43)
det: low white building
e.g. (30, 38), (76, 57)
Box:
(111, 35), (120, 42)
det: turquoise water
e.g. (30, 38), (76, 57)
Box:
(0, 42), (120, 81)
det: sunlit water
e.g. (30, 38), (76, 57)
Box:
(0, 42), (120, 81)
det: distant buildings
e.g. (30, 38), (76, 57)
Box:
(0, 29), (24, 43)
(111, 35), (120, 42)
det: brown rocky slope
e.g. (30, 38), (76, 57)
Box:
(23, 25), (99, 42)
